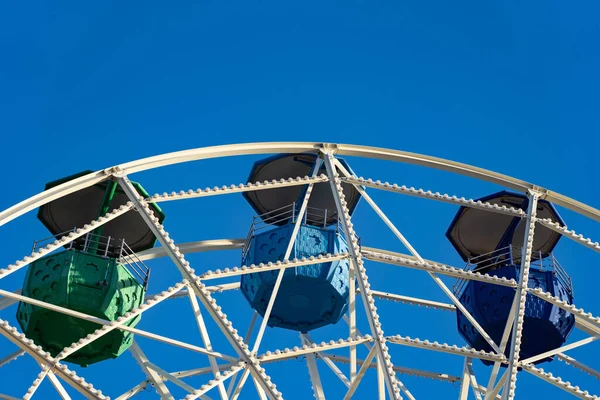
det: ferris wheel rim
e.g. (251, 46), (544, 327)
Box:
(0, 144), (598, 399)
(1, 142), (599, 229)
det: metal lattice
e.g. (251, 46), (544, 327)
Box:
(0, 142), (598, 399)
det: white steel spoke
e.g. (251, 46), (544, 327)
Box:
(362, 249), (518, 288)
(465, 358), (483, 400)
(344, 346), (377, 400)
(528, 288), (600, 334)
(129, 341), (174, 400)
(326, 354), (460, 383)
(377, 358), (385, 400)
(430, 274), (502, 354)
(485, 295), (518, 398)
(502, 192), (539, 400)
(135, 239), (245, 262)
(519, 336), (599, 365)
(0, 203), (132, 281)
(323, 151), (404, 400)
(335, 161), (502, 355)
(198, 253), (349, 281)
(521, 364), (599, 399)
(537, 217), (600, 254)
(0, 289), (21, 311)
(348, 231), (357, 383)
(116, 382), (151, 400)
(557, 354), (600, 380)
(56, 283), (186, 361)
(386, 335), (505, 363)
(300, 334), (352, 389)
(185, 364), (244, 400)
(485, 371), (507, 400)
(0, 319), (107, 399)
(258, 336), (373, 362)
(304, 341), (326, 400)
(368, 289), (456, 311)
(0, 349), (25, 368)
(47, 371), (71, 400)
(0, 394), (23, 400)
(459, 361), (470, 400)
(230, 159), (324, 399)
(227, 312), (258, 397)
(252, 158), (323, 353)
(187, 285), (229, 400)
(341, 177), (525, 218)
(146, 362), (200, 395)
(23, 367), (50, 399)
(116, 176), (281, 400)
(0, 286), (233, 362)
(148, 175), (329, 203)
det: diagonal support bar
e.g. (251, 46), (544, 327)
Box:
(502, 192), (539, 400)
(187, 286), (229, 399)
(322, 151), (404, 400)
(129, 341), (174, 399)
(335, 159), (502, 356)
(303, 335), (326, 400)
(0, 319), (107, 399)
(117, 176), (281, 399)
(116, 176), (281, 400)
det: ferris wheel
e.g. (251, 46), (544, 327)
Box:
(0, 142), (598, 400)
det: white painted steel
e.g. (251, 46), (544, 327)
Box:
(1, 143), (599, 399)
(502, 193), (540, 400)
(323, 152), (404, 400)
(129, 341), (174, 400)
(117, 176), (281, 400)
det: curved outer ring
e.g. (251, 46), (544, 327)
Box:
(1, 142), (599, 227)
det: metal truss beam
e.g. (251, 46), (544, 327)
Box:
(147, 175), (328, 203)
(129, 341), (174, 399)
(362, 249), (518, 288)
(197, 253), (349, 281)
(47, 371), (71, 400)
(502, 192), (539, 400)
(0, 287), (235, 363)
(117, 176), (281, 400)
(301, 334), (352, 389)
(323, 152), (404, 400)
(0, 319), (107, 399)
(344, 346), (376, 400)
(367, 289), (456, 311)
(304, 342), (326, 400)
(3, 142), (599, 231)
(520, 336), (599, 366)
(0, 289), (21, 311)
(186, 365), (244, 400)
(341, 176), (525, 218)
(326, 354), (460, 383)
(387, 335), (505, 363)
(186, 285), (229, 399)
(0, 204), (132, 280)
(231, 159), (323, 399)
(335, 160), (502, 357)
(557, 353), (600, 380)
(0, 349), (25, 368)
(521, 364), (599, 399)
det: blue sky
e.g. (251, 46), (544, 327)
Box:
(1, 1), (599, 399)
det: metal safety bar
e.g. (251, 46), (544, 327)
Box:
(453, 245), (573, 297)
(31, 229), (151, 290)
(241, 202), (349, 261)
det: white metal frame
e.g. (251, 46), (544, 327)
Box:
(0, 142), (597, 399)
